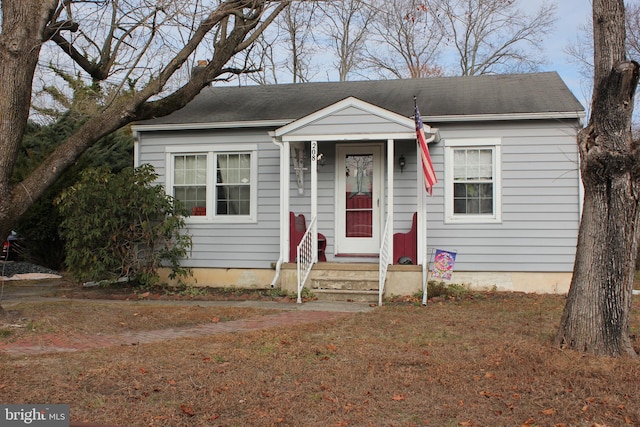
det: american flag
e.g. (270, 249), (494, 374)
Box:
(414, 100), (437, 195)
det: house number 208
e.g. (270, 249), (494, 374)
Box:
(310, 142), (318, 162)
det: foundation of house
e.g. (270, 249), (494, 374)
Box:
(159, 264), (572, 297)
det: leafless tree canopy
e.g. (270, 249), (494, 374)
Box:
(435, 0), (556, 76)
(238, 0), (558, 82)
(0, 0), (290, 237)
(317, 0), (376, 81)
(363, 0), (445, 79)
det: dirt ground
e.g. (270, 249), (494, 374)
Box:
(0, 279), (639, 426)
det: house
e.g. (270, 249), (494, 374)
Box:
(132, 72), (586, 302)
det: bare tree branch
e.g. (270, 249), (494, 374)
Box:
(439, 0), (557, 76)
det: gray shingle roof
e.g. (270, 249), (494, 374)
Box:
(140, 72), (585, 126)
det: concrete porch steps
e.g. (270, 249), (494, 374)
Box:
(308, 262), (379, 303)
(280, 262), (422, 303)
(313, 289), (379, 303)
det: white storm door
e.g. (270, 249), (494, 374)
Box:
(336, 144), (383, 255)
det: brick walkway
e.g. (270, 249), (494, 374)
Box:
(0, 310), (349, 357)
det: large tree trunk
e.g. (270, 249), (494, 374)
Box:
(0, 1), (57, 238)
(554, 0), (640, 357)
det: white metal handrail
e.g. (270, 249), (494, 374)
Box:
(378, 213), (392, 306)
(296, 215), (317, 304)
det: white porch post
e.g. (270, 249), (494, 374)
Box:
(311, 140), (318, 263)
(387, 139), (394, 239)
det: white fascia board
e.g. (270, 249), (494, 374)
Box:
(131, 119), (290, 133)
(280, 132), (416, 142)
(281, 128), (440, 143)
(427, 111), (586, 123)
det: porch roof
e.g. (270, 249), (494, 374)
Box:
(137, 72), (585, 128)
(274, 97), (431, 142)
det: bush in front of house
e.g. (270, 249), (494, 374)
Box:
(56, 164), (191, 287)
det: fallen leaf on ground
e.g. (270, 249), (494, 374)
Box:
(180, 405), (195, 416)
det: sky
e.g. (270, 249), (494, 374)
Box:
(529, 0), (592, 109)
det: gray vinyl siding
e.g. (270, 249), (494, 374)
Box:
(393, 140), (421, 231)
(426, 120), (581, 272)
(285, 105), (412, 138)
(137, 128), (282, 269)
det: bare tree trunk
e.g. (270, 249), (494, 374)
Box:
(555, 0), (640, 357)
(0, 0), (57, 237)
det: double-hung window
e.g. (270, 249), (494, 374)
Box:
(215, 153), (252, 216)
(166, 145), (257, 222)
(444, 139), (501, 223)
(173, 154), (207, 216)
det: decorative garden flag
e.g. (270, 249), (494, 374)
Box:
(431, 249), (457, 280)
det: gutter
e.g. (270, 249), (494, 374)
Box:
(131, 120), (291, 133)
(269, 131), (284, 288)
(425, 111), (586, 123)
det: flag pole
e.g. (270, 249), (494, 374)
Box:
(414, 95), (438, 305)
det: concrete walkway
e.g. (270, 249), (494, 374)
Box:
(0, 288), (375, 357)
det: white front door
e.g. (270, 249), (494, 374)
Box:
(336, 144), (383, 255)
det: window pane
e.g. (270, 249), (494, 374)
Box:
(345, 154), (373, 237)
(451, 147), (495, 216)
(453, 151), (466, 180)
(216, 153), (252, 216)
(466, 199), (479, 214)
(480, 198), (493, 214)
(239, 153), (251, 168)
(174, 185), (206, 215)
(454, 182), (466, 197)
(174, 154), (207, 215)
(478, 150), (492, 179)
(228, 168), (240, 183)
(197, 155), (207, 170)
(480, 183), (493, 197)
(186, 169), (196, 184)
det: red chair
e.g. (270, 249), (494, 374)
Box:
(289, 212), (327, 262)
(393, 212), (417, 264)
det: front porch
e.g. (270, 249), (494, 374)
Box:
(271, 97), (440, 305)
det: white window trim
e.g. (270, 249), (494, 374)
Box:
(444, 138), (502, 224)
(165, 144), (258, 224)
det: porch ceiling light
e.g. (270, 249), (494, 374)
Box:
(317, 152), (326, 167)
(399, 154), (406, 172)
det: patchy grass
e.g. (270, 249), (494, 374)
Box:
(55, 282), (295, 302)
(0, 301), (276, 342)
(0, 293), (639, 427)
